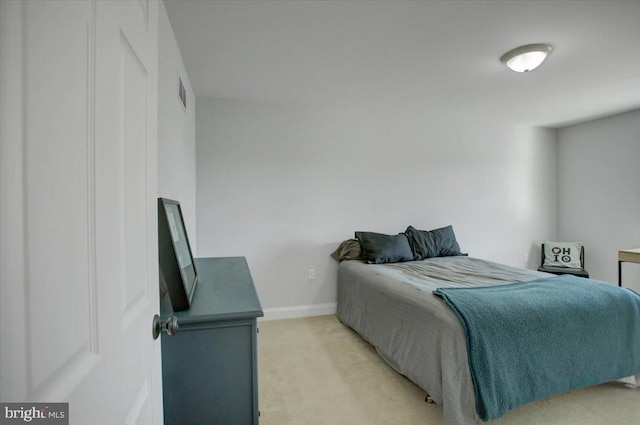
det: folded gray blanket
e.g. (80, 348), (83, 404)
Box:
(434, 275), (640, 421)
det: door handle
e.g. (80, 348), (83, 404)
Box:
(152, 314), (178, 339)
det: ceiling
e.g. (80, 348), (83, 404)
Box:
(164, 0), (640, 128)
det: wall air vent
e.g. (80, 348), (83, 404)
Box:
(178, 75), (186, 110)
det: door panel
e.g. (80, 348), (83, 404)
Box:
(14, 0), (98, 402)
(0, 1), (162, 423)
(120, 30), (152, 331)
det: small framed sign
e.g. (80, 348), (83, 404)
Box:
(158, 198), (197, 311)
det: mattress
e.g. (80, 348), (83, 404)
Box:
(336, 256), (639, 424)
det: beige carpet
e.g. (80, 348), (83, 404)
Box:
(258, 315), (640, 425)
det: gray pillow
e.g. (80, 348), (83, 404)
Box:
(405, 225), (464, 260)
(355, 231), (414, 264)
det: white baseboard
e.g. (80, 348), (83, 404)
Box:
(260, 302), (337, 321)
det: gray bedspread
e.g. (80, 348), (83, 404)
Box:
(336, 256), (640, 425)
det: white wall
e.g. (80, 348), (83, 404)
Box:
(196, 98), (558, 312)
(158, 2), (197, 251)
(558, 108), (640, 292)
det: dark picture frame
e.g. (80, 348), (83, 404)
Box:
(158, 198), (198, 311)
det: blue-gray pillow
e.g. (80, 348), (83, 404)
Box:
(355, 231), (414, 264)
(405, 225), (465, 260)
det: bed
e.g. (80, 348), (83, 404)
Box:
(336, 252), (640, 424)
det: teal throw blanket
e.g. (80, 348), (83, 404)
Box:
(434, 275), (640, 421)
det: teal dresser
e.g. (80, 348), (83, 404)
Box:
(160, 257), (263, 424)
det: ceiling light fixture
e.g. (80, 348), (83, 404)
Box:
(500, 43), (553, 73)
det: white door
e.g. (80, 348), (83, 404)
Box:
(0, 1), (163, 423)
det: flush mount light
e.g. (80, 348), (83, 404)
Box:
(500, 43), (553, 72)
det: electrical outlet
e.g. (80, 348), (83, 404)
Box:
(308, 268), (316, 281)
(524, 253), (529, 264)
